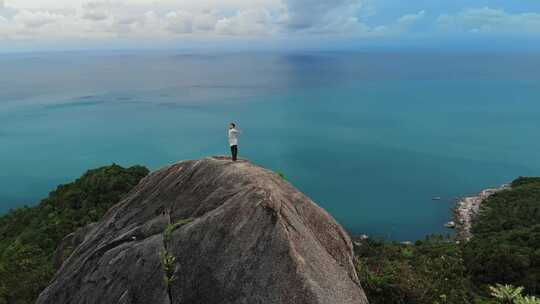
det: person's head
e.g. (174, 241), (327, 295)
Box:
(229, 122), (236, 129)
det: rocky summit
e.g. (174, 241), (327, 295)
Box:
(37, 156), (368, 304)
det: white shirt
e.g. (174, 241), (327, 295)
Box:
(228, 128), (239, 146)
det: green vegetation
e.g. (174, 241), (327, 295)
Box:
(0, 164), (148, 304)
(489, 284), (525, 304)
(489, 284), (540, 304)
(160, 218), (191, 302)
(515, 296), (540, 304)
(164, 218), (193, 242)
(463, 177), (540, 294)
(356, 177), (540, 304)
(159, 247), (177, 288)
(356, 236), (475, 304)
(160, 246), (177, 302)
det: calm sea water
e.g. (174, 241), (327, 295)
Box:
(1, 50), (539, 240)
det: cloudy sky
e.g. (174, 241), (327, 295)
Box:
(1, 0), (540, 52)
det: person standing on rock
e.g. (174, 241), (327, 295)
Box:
(228, 122), (241, 161)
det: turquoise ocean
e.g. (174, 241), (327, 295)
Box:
(1, 50), (539, 240)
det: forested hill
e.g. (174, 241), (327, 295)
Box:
(356, 177), (540, 304)
(0, 164), (149, 304)
(463, 177), (540, 294)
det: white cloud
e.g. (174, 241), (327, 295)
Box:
(0, 15), (8, 38)
(0, 0), (286, 40)
(82, 2), (109, 21)
(215, 9), (276, 35)
(13, 10), (65, 28)
(165, 11), (194, 34)
(334, 10), (427, 36)
(193, 12), (219, 31)
(437, 7), (540, 35)
(282, 0), (367, 32)
(83, 11), (108, 21)
(398, 10), (425, 27)
(2, 0), (538, 46)
(0, 0), (382, 40)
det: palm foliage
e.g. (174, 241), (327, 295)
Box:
(489, 284), (524, 304)
(515, 296), (540, 304)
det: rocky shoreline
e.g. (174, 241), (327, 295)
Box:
(452, 184), (509, 241)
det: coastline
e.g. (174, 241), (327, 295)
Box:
(452, 184), (509, 241)
(351, 184), (509, 244)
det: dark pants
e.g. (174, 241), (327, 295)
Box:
(230, 145), (238, 161)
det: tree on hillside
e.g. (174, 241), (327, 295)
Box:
(0, 164), (148, 304)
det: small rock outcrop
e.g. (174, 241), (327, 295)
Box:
(453, 185), (509, 240)
(37, 156), (368, 304)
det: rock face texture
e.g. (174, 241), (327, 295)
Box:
(52, 222), (98, 271)
(37, 156), (368, 304)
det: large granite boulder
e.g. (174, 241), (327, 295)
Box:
(37, 156), (368, 304)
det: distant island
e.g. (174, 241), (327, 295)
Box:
(0, 158), (538, 304)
